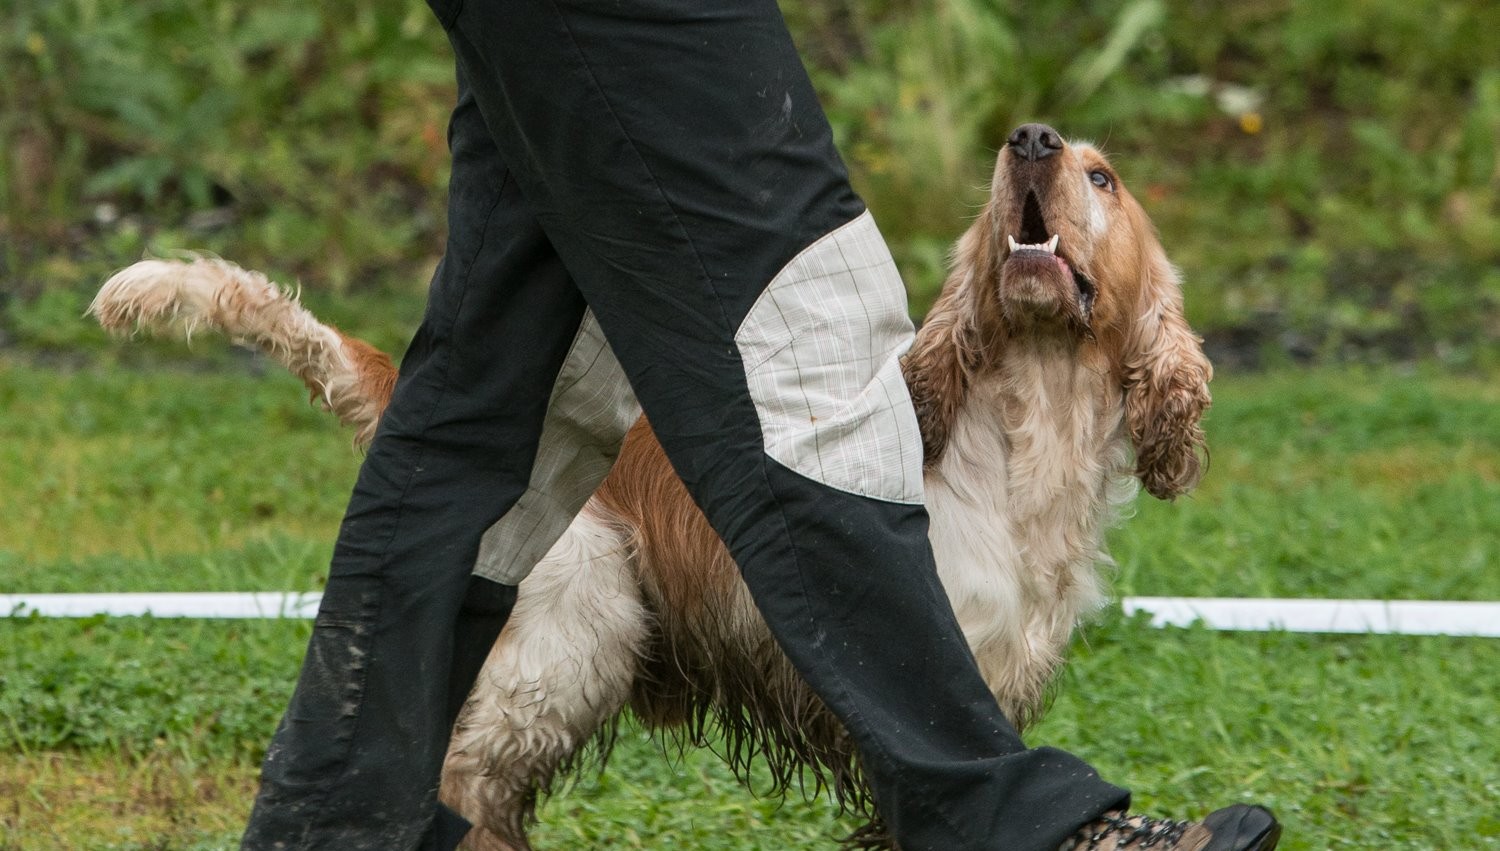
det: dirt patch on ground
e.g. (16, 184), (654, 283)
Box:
(0, 752), (258, 850)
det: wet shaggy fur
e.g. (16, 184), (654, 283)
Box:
(92, 135), (1211, 850)
(90, 257), (395, 445)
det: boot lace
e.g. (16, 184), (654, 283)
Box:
(1063, 811), (1193, 849)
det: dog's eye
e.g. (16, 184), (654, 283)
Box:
(1089, 170), (1114, 192)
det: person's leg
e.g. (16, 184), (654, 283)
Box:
(240, 67), (640, 850)
(432, 2), (1128, 849)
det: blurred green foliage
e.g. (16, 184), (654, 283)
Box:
(2, 0), (1497, 366)
(2, 0), (453, 294)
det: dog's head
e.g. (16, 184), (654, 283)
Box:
(912, 123), (1212, 499)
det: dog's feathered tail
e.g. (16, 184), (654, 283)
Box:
(91, 256), (397, 446)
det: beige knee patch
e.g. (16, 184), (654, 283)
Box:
(734, 212), (924, 504)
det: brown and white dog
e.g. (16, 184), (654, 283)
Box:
(92, 125), (1211, 850)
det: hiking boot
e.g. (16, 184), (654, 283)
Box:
(1060, 804), (1281, 850)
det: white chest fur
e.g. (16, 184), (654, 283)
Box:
(921, 342), (1135, 721)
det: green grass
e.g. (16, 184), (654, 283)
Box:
(2, 357), (1498, 849)
(3, 622), (1496, 849)
(1116, 368), (1500, 601)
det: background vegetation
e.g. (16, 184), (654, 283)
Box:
(2, 0), (1497, 849)
(3, 0), (1497, 366)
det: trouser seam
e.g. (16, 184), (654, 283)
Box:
(298, 172), (515, 833)
(535, 0), (736, 333)
(364, 170), (511, 564)
(759, 461), (980, 848)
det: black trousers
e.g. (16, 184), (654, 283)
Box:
(241, 2), (1129, 849)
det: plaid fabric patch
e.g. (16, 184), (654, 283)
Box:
(474, 311), (641, 583)
(735, 211), (924, 504)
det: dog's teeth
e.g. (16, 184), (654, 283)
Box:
(1009, 235), (1060, 254)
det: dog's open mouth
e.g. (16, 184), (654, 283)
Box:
(1002, 191), (1096, 315)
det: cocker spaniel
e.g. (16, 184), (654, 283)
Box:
(93, 123), (1211, 850)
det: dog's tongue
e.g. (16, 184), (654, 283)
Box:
(1008, 247), (1071, 275)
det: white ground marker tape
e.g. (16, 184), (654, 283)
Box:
(1123, 597), (1500, 637)
(3, 593), (1498, 636)
(2, 592), (323, 620)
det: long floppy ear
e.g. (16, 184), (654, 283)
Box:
(903, 208), (998, 468)
(1121, 240), (1213, 500)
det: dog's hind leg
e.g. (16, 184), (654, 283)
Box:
(440, 509), (647, 850)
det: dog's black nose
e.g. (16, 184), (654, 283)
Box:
(1007, 123), (1063, 161)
